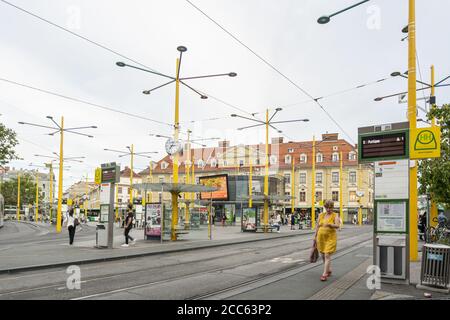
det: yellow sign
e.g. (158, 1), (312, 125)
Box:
(410, 126), (441, 159)
(67, 198), (73, 206)
(319, 200), (324, 207)
(94, 168), (102, 185)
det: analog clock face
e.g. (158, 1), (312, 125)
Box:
(165, 138), (182, 155)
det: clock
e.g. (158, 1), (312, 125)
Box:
(165, 138), (182, 155)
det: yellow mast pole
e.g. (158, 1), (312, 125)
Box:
(17, 173), (21, 221)
(185, 130), (191, 229)
(358, 164), (363, 226)
(408, 0), (418, 261)
(171, 58), (181, 240)
(85, 174), (88, 220)
(56, 116), (64, 233)
(311, 136), (316, 229)
(291, 157), (295, 213)
(129, 144), (134, 205)
(35, 171), (39, 222)
(49, 163), (53, 222)
(249, 153), (253, 208)
(264, 109), (269, 232)
(429, 65), (438, 228)
(149, 161), (153, 203)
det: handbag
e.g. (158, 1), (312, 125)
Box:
(310, 240), (319, 263)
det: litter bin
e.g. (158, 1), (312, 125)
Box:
(419, 243), (450, 290)
(96, 224), (107, 248)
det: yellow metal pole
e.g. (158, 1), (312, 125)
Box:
(85, 174), (88, 220)
(339, 151), (344, 226)
(16, 173), (20, 221)
(291, 157), (295, 212)
(185, 131), (191, 228)
(264, 109), (269, 233)
(35, 171), (39, 222)
(358, 164), (363, 226)
(172, 58), (181, 241)
(115, 182), (119, 221)
(429, 65), (438, 227)
(56, 116), (64, 233)
(408, 0), (418, 261)
(311, 136), (316, 229)
(130, 144), (134, 205)
(149, 161), (153, 202)
(249, 154), (253, 208)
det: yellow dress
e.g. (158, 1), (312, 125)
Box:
(317, 212), (337, 254)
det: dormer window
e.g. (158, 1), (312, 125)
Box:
(332, 152), (339, 162)
(288, 148), (294, 153)
(161, 162), (168, 170)
(300, 154), (307, 164)
(316, 153), (323, 163)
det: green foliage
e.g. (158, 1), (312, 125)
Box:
(0, 123), (19, 166)
(1, 173), (44, 207)
(418, 104), (450, 208)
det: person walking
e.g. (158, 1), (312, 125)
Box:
(314, 200), (340, 281)
(290, 212), (296, 230)
(64, 208), (77, 245)
(122, 204), (136, 247)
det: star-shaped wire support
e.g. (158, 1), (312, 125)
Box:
(231, 107), (309, 133)
(18, 116), (97, 138)
(116, 46), (236, 105)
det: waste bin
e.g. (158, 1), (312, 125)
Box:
(96, 224), (107, 248)
(420, 243), (450, 289)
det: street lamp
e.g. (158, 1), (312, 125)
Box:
(116, 46), (237, 240)
(104, 146), (158, 204)
(18, 116), (96, 232)
(231, 108), (309, 233)
(317, 0), (370, 24)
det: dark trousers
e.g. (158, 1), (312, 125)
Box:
(68, 226), (75, 245)
(124, 228), (134, 244)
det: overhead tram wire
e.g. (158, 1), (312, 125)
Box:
(0, 0), (258, 122)
(184, 0), (355, 144)
(0, 77), (172, 127)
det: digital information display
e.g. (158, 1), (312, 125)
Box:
(359, 130), (408, 162)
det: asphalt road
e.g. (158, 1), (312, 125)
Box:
(0, 226), (373, 300)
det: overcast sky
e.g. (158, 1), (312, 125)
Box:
(1, 0), (449, 189)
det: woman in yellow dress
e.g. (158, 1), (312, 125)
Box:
(314, 200), (341, 281)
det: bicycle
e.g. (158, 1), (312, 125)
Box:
(425, 217), (450, 244)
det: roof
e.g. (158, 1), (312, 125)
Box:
(120, 166), (141, 178)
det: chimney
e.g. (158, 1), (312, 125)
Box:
(322, 133), (339, 141)
(218, 140), (230, 148)
(271, 137), (284, 144)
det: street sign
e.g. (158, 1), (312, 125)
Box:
(410, 126), (441, 159)
(359, 129), (409, 162)
(101, 162), (120, 183)
(94, 168), (102, 185)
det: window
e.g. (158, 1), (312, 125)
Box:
(42, 192), (46, 198)
(285, 155), (292, 164)
(332, 152), (339, 162)
(333, 146), (338, 151)
(316, 172), (323, 184)
(332, 191), (339, 202)
(118, 187), (123, 194)
(161, 162), (168, 169)
(270, 155), (277, 164)
(118, 198), (122, 203)
(285, 192), (290, 197)
(300, 154), (307, 163)
(299, 173), (306, 184)
(211, 159), (217, 167)
(332, 172), (339, 184)
(349, 171), (357, 184)
(315, 191), (323, 202)
(299, 192), (306, 202)
(349, 191), (357, 202)
(197, 160), (204, 168)
(43, 184), (46, 189)
(316, 153), (323, 163)
(239, 160), (244, 167)
(159, 176), (164, 183)
(255, 158), (260, 165)
(348, 151), (357, 161)
(288, 148), (294, 153)
(284, 173), (291, 185)
(158, 192), (162, 203)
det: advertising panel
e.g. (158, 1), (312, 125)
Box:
(145, 203), (162, 238)
(199, 174), (229, 200)
(242, 207), (256, 231)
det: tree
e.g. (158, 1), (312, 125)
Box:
(1, 173), (44, 208)
(0, 123), (19, 166)
(418, 104), (450, 208)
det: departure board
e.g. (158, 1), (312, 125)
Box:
(359, 130), (408, 162)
